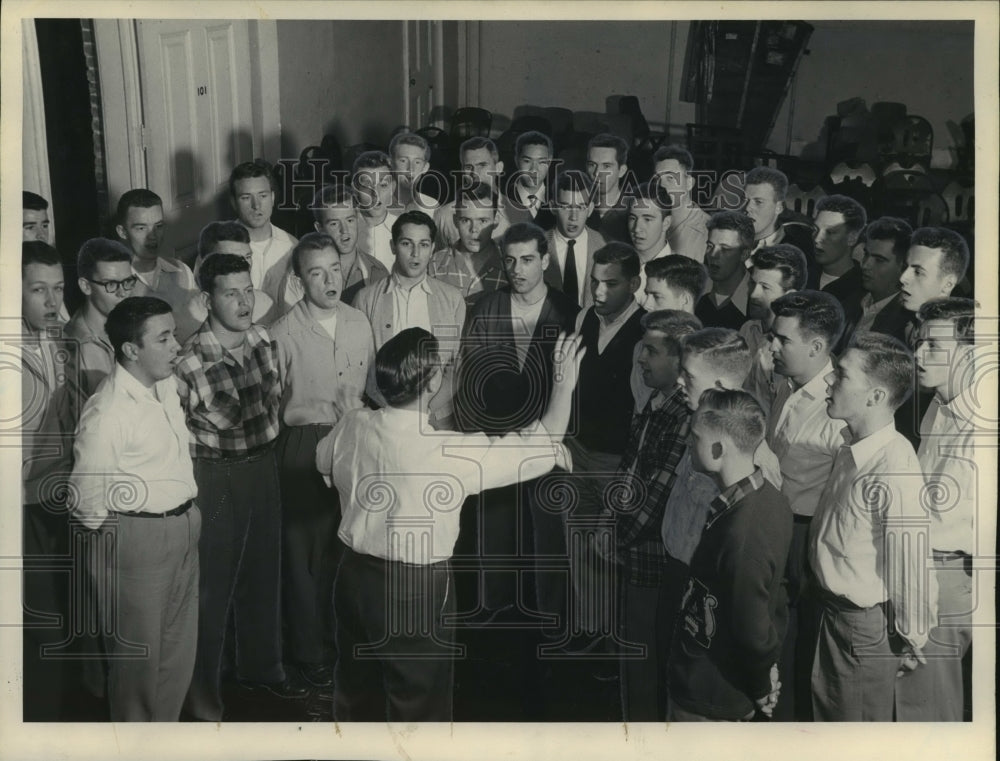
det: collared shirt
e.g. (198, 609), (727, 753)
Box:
(64, 309), (116, 403)
(515, 183), (545, 216)
(809, 423), (936, 648)
(359, 211), (400, 272)
(662, 441), (782, 565)
(767, 361), (847, 517)
(174, 322), (282, 458)
(918, 387), (979, 554)
(317, 407), (568, 564)
(553, 229), (591, 306)
(133, 256), (202, 344)
(388, 273), (433, 336)
(270, 300), (375, 427)
(71, 364), (197, 528)
(706, 468), (765, 528)
(666, 203), (710, 263)
(854, 291), (899, 335)
(248, 223), (297, 294)
(614, 386), (691, 587)
(709, 271), (750, 316)
(20, 321), (76, 506)
(428, 243), (508, 303)
(574, 297), (641, 355)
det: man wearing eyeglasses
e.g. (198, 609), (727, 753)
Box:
(65, 238), (140, 401)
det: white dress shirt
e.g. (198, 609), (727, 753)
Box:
(71, 364), (197, 528)
(809, 423), (937, 648)
(574, 298), (641, 355)
(249, 224), (296, 293)
(918, 387), (980, 555)
(388, 273), (433, 336)
(363, 211), (400, 272)
(553, 229), (590, 306)
(317, 407), (568, 564)
(767, 361), (847, 517)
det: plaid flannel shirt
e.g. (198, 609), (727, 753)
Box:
(175, 322), (281, 459)
(429, 244), (509, 304)
(612, 385), (691, 587)
(705, 468), (765, 530)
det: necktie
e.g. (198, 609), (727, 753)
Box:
(563, 239), (578, 303)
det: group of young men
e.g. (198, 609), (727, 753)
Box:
(19, 128), (982, 725)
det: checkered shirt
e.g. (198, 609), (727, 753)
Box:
(175, 322), (281, 459)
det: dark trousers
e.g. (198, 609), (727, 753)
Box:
(22, 501), (73, 721)
(473, 482), (524, 611)
(333, 548), (458, 722)
(98, 506), (201, 721)
(184, 450), (285, 720)
(620, 581), (667, 721)
(774, 516), (819, 721)
(655, 552), (691, 705)
(276, 425), (341, 666)
(529, 439), (620, 635)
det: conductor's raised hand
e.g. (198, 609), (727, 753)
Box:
(552, 332), (586, 390)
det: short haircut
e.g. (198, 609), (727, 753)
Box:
(587, 132), (629, 166)
(744, 166), (789, 202)
(23, 191), (49, 211)
(750, 244), (809, 291)
(910, 227), (970, 283)
(640, 309), (703, 354)
(460, 137), (499, 163)
(22, 240), (62, 275)
(352, 150), (393, 176)
(115, 189), (163, 224)
(291, 232), (338, 278)
(105, 296), (173, 363)
(515, 130), (553, 156)
(502, 221), (548, 257)
(391, 210), (437, 244)
(198, 221), (250, 259)
(847, 331), (914, 410)
(694, 387), (766, 455)
(680, 328), (752, 385)
(645, 255), (707, 303)
(653, 144), (694, 171)
(815, 193), (868, 235)
(77, 238), (133, 281)
(707, 210), (755, 250)
(555, 169), (595, 199)
(593, 241), (640, 279)
(863, 216), (912, 266)
(627, 181), (673, 217)
(311, 183), (354, 222)
(228, 160), (275, 197)
(389, 131), (431, 161)
(197, 252), (250, 294)
(375, 327), (440, 407)
(917, 297), (977, 345)
(455, 180), (496, 212)
(771, 290), (845, 349)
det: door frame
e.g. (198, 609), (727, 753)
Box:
(94, 19), (280, 203)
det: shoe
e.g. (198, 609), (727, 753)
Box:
(239, 677), (309, 699)
(298, 663), (335, 688)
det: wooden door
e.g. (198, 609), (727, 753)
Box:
(136, 19), (254, 261)
(404, 20), (444, 129)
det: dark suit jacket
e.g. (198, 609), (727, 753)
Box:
(456, 287), (580, 434)
(869, 293), (915, 345)
(809, 261), (864, 352)
(542, 228), (607, 308)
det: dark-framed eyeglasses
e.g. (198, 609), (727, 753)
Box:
(87, 275), (139, 294)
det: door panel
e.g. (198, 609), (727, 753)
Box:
(405, 20), (442, 129)
(137, 19), (253, 261)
